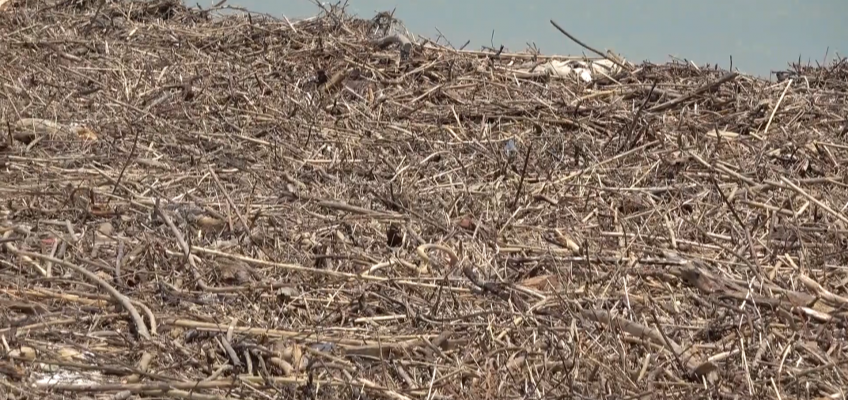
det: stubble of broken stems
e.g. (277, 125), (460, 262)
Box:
(0, 1), (847, 399)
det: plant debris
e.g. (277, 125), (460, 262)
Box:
(2, 0), (848, 399)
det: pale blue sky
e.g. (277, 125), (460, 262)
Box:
(200, 0), (844, 77)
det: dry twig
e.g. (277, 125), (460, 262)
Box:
(1, 2), (847, 399)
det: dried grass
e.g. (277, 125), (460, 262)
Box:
(1, 1), (848, 399)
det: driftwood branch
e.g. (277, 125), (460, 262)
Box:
(368, 33), (414, 49)
(647, 72), (739, 112)
(11, 250), (152, 340)
(580, 309), (716, 379)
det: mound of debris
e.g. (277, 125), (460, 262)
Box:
(1, 1), (847, 399)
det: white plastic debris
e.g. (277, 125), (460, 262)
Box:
(506, 59), (622, 83)
(34, 369), (102, 386)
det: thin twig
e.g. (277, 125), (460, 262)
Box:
(549, 20), (630, 72)
(154, 198), (190, 258)
(510, 142), (533, 211)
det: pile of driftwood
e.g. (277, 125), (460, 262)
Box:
(1, 1), (847, 399)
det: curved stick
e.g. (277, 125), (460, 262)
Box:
(12, 250), (152, 340)
(415, 244), (459, 274)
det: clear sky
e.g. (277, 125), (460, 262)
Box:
(199, 0), (845, 77)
